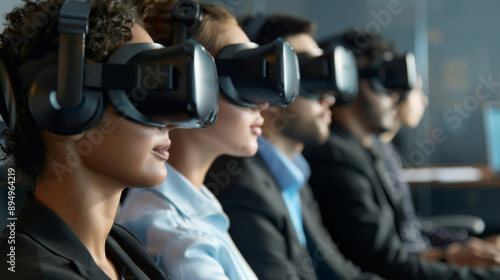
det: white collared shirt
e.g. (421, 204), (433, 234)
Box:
(116, 163), (257, 280)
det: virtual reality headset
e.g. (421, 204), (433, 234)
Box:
(360, 52), (417, 100)
(297, 44), (359, 105)
(102, 39), (218, 129)
(0, 0), (219, 135)
(215, 37), (300, 107)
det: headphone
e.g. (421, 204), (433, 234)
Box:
(164, 3), (299, 108)
(154, 0), (204, 47)
(0, 0), (104, 135)
(0, 0), (220, 135)
(172, 0), (204, 44)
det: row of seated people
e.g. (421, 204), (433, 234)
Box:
(2, 0), (500, 279)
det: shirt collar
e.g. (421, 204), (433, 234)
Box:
(152, 162), (224, 220)
(258, 136), (310, 192)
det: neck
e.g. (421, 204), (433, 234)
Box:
(379, 123), (401, 144)
(332, 106), (374, 149)
(263, 129), (303, 159)
(168, 130), (219, 189)
(35, 168), (122, 265)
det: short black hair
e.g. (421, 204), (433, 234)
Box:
(333, 29), (397, 68)
(239, 14), (316, 45)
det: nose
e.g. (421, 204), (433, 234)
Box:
(253, 102), (270, 112)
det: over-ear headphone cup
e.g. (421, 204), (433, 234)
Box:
(171, 0), (203, 44)
(173, 0), (199, 21)
(29, 66), (105, 135)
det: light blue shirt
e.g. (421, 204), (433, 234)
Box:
(257, 137), (310, 246)
(116, 163), (257, 280)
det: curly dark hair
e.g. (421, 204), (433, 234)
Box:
(0, 0), (145, 188)
(239, 14), (317, 46)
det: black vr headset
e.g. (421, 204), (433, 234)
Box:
(215, 38), (300, 107)
(167, 1), (300, 108)
(242, 14), (355, 106)
(298, 44), (359, 105)
(0, 0), (219, 135)
(360, 52), (417, 100)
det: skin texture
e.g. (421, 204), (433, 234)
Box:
(398, 77), (428, 128)
(332, 79), (400, 149)
(167, 22), (269, 188)
(262, 32), (335, 158)
(358, 80), (400, 134)
(35, 25), (175, 280)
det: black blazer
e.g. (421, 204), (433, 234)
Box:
(0, 196), (168, 280)
(206, 153), (383, 280)
(304, 122), (500, 280)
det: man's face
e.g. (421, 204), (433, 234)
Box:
(275, 33), (335, 145)
(398, 77), (428, 128)
(357, 79), (400, 133)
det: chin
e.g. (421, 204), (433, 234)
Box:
(233, 142), (259, 157)
(137, 171), (168, 188)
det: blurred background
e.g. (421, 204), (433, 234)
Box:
(1, 0), (500, 233)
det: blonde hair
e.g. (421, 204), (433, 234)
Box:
(140, 0), (237, 55)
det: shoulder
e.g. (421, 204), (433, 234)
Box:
(108, 225), (169, 280)
(0, 232), (82, 279)
(304, 128), (372, 180)
(118, 188), (170, 222)
(118, 198), (200, 250)
(307, 132), (366, 167)
(207, 154), (278, 198)
(207, 155), (287, 220)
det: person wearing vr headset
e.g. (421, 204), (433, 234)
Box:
(378, 77), (500, 267)
(304, 29), (500, 280)
(116, 0), (302, 279)
(0, 0), (222, 278)
(205, 14), (384, 280)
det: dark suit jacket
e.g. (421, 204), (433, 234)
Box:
(303, 122), (500, 280)
(206, 153), (383, 280)
(0, 196), (168, 280)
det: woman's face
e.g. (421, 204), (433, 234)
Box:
(203, 96), (268, 156)
(398, 77), (428, 128)
(192, 23), (269, 157)
(76, 26), (175, 188)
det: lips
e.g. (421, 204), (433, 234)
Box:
(152, 141), (171, 161)
(250, 117), (265, 136)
